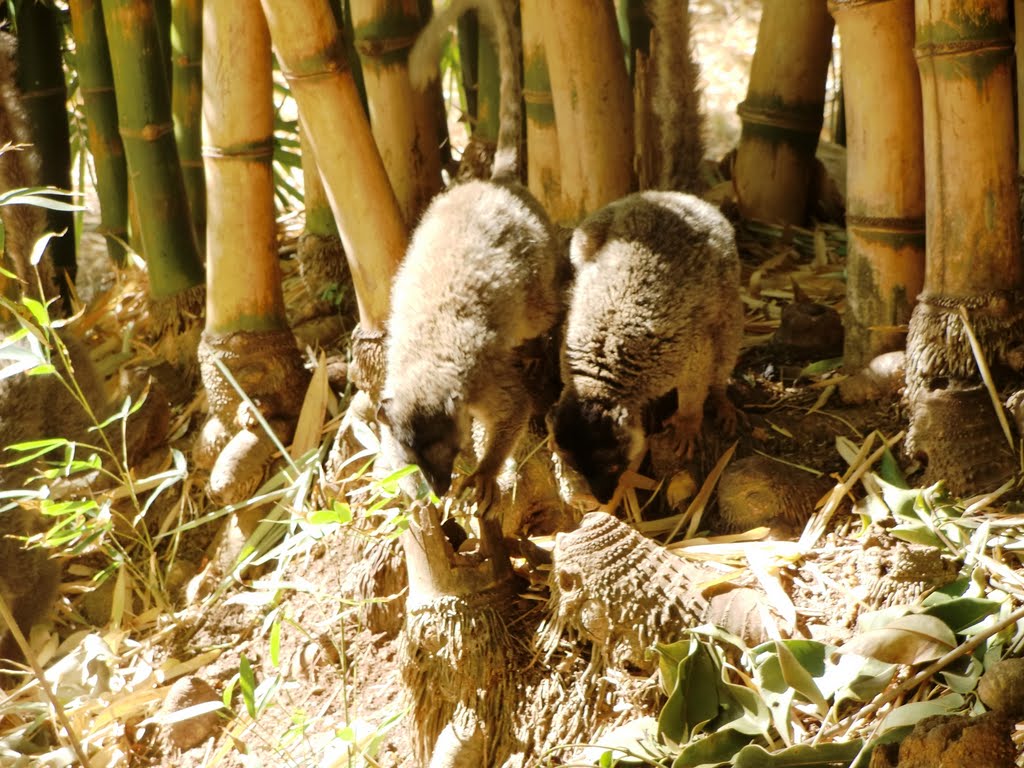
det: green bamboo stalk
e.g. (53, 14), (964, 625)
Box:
(456, 12), (478, 128)
(171, 0), (205, 253)
(13, 0), (76, 299)
(102, 0), (204, 299)
(616, 0), (651, 81)
(68, 0), (129, 265)
(154, 0), (172, 85)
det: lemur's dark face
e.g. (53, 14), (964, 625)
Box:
(379, 400), (461, 497)
(549, 393), (638, 504)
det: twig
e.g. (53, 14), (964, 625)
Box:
(0, 590), (94, 767)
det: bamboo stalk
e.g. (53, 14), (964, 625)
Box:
(914, 0), (1019, 297)
(350, 0), (441, 226)
(103, 0), (205, 299)
(14, 0), (76, 299)
(171, 0), (205, 254)
(520, 0), (566, 221)
(541, 0), (633, 220)
(260, 0), (408, 333)
(197, 0), (309, 506)
(202, 0), (283, 333)
(733, 0), (833, 224)
(829, 0), (924, 369)
(69, 0), (130, 266)
(904, 0), (1022, 493)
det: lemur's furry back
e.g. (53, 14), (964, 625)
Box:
(0, 32), (54, 303)
(409, 0), (521, 182)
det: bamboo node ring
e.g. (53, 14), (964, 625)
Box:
(736, 99), (822, 135)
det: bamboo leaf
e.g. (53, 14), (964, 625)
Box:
(732, 741), (864, 768)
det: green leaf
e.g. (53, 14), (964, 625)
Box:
(920, 598), (1000, 633)
(239, 655), (257, 719)
(733, 741), (864, 767)
(656, 639), (720, 744)
(876, 694), (964, 734)
(838, 614), (956, 665)
(878, 448), (908, 488)
(672, 727), (752, 768)
(270, 620), (282, 668)
(775, 641), (829, 715)
(306, 501), (353, 526)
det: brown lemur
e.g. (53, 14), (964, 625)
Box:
(378, 0), (570, 511)
(547, 0), (736, 505)
(549, 191), (743, 504)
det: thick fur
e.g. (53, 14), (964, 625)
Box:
(551, 191), (743, 503)
(382, 0), (568, 504)
(0, 32), (54, 302)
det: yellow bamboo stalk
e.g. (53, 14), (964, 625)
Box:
(830, 0), (924, 369)
(350, 0), (441, 226)
(520, 0), (567, 221)
(202, 0), (283, 333)
(260, 0), (408, 332)
(541, 0), (633, 220)
(915, 0), (1020, 296)
(733, 0), (833, 224)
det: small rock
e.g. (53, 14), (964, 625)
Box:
(840, 351), (906, 404)
(978, 657), (1024, 717)
(156, 676), (223, 751)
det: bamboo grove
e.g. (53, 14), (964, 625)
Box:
(0, 0), (1020, 585)
(3, 0), (1024, 763)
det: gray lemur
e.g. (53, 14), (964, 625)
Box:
(549, 191), (743, 504)
(378, 0), (569, 509)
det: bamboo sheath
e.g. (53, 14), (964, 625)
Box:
(541, 0), (633, 220)
(172, 0), (206, 253)
(915, 0), (1020, 296)
(350, 0), (441, 227)
(68, 0), (129, 265)
(520, 0), (566, 221)
(830, 0), (924, 368)
(733, 0), (833, 224)
(260, 0), (408, 332)
(203, 0), (284, 333)
(102, 0), (204, 299)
